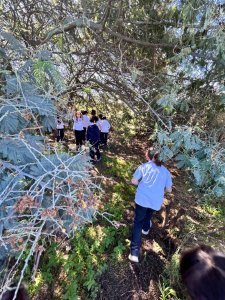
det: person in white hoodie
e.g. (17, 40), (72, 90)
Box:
(97, 114), (103, 143)
(56, 116), (64, 142)
(73, 111), (83, 150)
(100, 116), (111, 146)
(82, 110), (90, 142)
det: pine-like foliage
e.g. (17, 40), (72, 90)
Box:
(0, 33), (98, 297)
(154, 126), (225, 198)
(152, 1), (225, 199)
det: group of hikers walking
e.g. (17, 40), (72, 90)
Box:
(56, 108), (111, 161)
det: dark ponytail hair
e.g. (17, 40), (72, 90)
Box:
(147, 148), (162, 166)
(180, 245), (225, 300)
(2, 285), (30, 300)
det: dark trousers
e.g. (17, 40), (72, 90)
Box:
(74, 130), (83, 147)
(100, 132), (108, 145)
(57, 129), (64, 142)
(130, 204), (155, 257)
(90, 142), (101, 160)
(82, 127), (87, 142)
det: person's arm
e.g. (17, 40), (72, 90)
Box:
(87, 127), (90, 141)
(95, 125), (100, 141)
(165, 171), (172, 193)
(87, 116), (90, 126)
(131, 165), (142, 185)
(165, 186), (172, 193)
(131, 177), (139, 185)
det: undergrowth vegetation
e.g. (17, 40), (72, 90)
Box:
(28, 226), (125, 299)
(25, 154), (136, 299)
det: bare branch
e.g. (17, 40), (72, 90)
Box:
(40, 17), (176, 48)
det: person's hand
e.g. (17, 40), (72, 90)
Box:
(131, 178), (139, 185)
(165, 187), (172, 193)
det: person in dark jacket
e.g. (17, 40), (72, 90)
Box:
(87, 116), (101, 161)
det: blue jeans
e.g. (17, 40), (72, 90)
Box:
(130, 204), (155, 257)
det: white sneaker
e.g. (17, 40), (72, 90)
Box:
(128, 254), (139, 263)
(142, 220), (152, 235)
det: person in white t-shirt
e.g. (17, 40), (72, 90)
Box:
(73, 111), (83, 150)
(129, 148), (172, 263)
(100, 116), (111, 146)
(82, 110), (90, 142)
(56, 116), (64, 142)
(97, 113), (103, 130)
